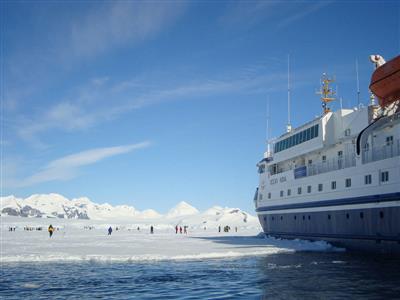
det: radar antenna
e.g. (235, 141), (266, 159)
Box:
(317, 73), (335, 114)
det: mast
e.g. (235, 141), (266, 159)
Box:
(356, 58), (360, 106)
(266, 96), (271, 156)
(286, 54), (292, 132)
(317, 73), (335, 114)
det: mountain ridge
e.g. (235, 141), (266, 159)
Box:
(0, 194), (257, 226)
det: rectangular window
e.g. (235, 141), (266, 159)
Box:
(365, 174), (372, 185)
(268, 192), (271, 199)
(287, 189), (291, 196)
(280, 190), (284, 197)
(345, 178), (351, 187)
(314, 124), (319, 137)
(306, 128), (310, 141)
(301, 130), (306, 143)
(295, 133), (299, 145)
(338, 151), (343, 157)
(308, 159), (312, 165)
(318, 183), (323, 192)
(381, 171), (389, 182)
(297, 187), (302, 195)
(310, 126), (315, 139)
(386, 136), (393, 146)
(322, 155), (326, 162)
(307, 185), (312, 193)
(331, 181), (336, 190)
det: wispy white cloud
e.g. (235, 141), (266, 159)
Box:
(68, 2), (186, 58)
(15, 61), (315, 147)
(220, 1), (332, 29)
(277, 2), (332, 28)
(5, 2), (186, 117)
(219, 1), (278, 28)
(9, 141), (151, 187)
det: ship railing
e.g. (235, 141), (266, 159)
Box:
(362, 139), (400, 164)
(304, 153), (356, 177)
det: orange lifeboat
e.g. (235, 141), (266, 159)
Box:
(369, 55), (400, 107)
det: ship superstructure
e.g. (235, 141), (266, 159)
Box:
(254, 55), (400, 253)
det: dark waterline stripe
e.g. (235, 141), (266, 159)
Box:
(256, 192), (400, 212)
(264, 231), (400, 242)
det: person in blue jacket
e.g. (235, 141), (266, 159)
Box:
(108, 226), (112, 235)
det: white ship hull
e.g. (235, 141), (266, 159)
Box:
(255, 84), (400, 253)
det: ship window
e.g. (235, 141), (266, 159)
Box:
(272, 216), (275, 221)
(315, 124), (319, 136)
(294, 215), (297, 220)
(307, 185), (312, 193)
(280, 191), (284, 197)
(287, 189), (291, 196)
(308, 159), (312, 165)
(346, 213), (350, 219)
(380, 211), (384, 219)
(345, 178), (351, 187)
(318, 184), (323, 192)
(263, 216), (266, 221)
(258, 165), (265, 174)
(322, 155), (326, 162)
(302, 215), (305, 220)
(308, 215), (311, 220)
(381, 171), (389, 182)
(306, 128), (310, 140)
(297, 187), (302, 195)
(365, 174), (372, 185)
(280, 216), (283, 220)
(331, 181), (336, 189)
(360, 212), (364, 219)
(328, 214), (331, 220)
(268, 192), (271, 199)
(338, 151), (343, 157)
(386, 136), (393, 146)
(295, 133), (299, 145)
(345, 128), (351, 136)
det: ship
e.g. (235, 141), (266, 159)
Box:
(254, 54), (400, 253)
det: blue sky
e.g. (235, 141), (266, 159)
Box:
(1, 1), (399, 213)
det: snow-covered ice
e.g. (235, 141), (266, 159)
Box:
(1, 216), (342, 263)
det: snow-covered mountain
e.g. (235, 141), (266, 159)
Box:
(166, 201), (199, 218)
(0, 194), (259, 229)
(1, 194), (147, 220)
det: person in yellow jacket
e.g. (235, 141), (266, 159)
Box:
(48, 224), (54, 238)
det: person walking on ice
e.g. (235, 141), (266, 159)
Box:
(108, 226), (112, 235)
(150, 225), (154, 234)
(48, 225), (54, 238)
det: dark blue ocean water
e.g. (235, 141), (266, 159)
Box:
(1, 252), (400, 299)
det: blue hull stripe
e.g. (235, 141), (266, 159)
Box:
(256, 192), (400, 212)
